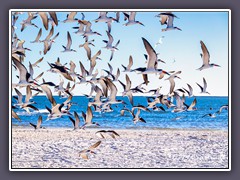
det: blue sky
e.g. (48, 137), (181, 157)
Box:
(11, 11), (229, 96)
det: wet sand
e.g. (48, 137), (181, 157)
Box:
(11, 127), (229, 169)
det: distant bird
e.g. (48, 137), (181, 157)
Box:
(197, 41), (220, 70)
(183, 83), (194, 97)
(202, 113), (216, 118)
(122, 55), (133, 72)
(102, 31), (120, 61)
(94, 12), (118, 33)
(31, 28), (42, 43)
(79, 141), (101, 160)
(20, 12), (38, 32)
(68, 111), (81, 130)
(118, 74), (134, 105)
(165, 71), (181, 95)
(160, 12), (181, 31)
(154, 36), (165, 48)
(81, 106), (100, 129)
(172, 92), (186, 113)
(184, 98), (197, 111)
(89, 50), (102, 75)
(29, 115), (44, 130)
(38, 12), (58, 30)
(47, 62), (73, 81)
(73, 20), (87, 35)
(61, 31), (76, 52)
(196, 77), (210, 94)
(132, 38), (169, 76)
(156, 12), (178, 25)
(216, 105), (228, 114)
(12, 110), (21, 121)
(79, 39), (95, 60)
(62, 12), (78, 23)
(12, 57), (38, 87)
(82, 21), (102, 41)
(32, 57), (44, 68)
(121, 105), (150, 124)
(103, 77), (125, 105)
(123, 12), (144, 26)
(41, 26), (60, 55)
(95, 130), (120, 139)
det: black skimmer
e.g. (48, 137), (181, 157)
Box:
(12, 57), (38, 87)
(184, 98), (197, 111)
(79, 141), (101, 160)
(62, 12), (78, 23)
(183, 83), (194, 97)
(29, 115), (44, 130)
(216, 105), (228, 114)
(123, 12), (144, 26)
(32, 57), (44, 68)
(81, 106), (100, 129)
(82, 21), (102, 41)
(160, 13), (181, 32)
(31, 28), (42, 43)
(79, 39), (95, 60)
(88, 50), (102, 75)
(94, 12), (118, 33)
(197, 41), (220, 71)
(118, 74), (134, 105)
(41, 26), (60, 55)
(102, 31), (120, 61)
(61, 31), (76, 52)
(20, 12), (38, 32)
(68, 111), (81, 130)
(165, 71), (181, 95)
(132, 38), (169, 75)
(38, 12), (58, 30)
(196, 77), (210, 94)
(95, 130), (120, 139)
(12, 110), (21, 121)
(122, 55), (133, 72)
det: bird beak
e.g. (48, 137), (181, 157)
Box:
(214, 64), (221, 67)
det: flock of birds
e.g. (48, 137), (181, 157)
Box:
(11, 11), (228, 159)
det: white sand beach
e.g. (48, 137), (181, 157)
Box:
(11, 127), (228, 169)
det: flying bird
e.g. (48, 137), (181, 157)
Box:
(79, 141), (101, 160)
(197, 41), (220, 71)
(62, 31), (76, 52)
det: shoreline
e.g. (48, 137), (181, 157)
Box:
(11, 125), (228, 132)
(11, 127), (229, 169)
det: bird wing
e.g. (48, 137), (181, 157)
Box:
(66, 31), (72, 49)
(68, 12), (77, 20)
(188, 98), (197, 110)
(200, 41), (210, 65)
(12, 57), (28, 82)
(203, 77), (207, 92)
(36, 115), (43, 129)
(39, 12), (49, 30)
(129, 12), (136, 21)
(142, 38), (157, 69)
(49, 12), (58, 26)
(88, 141), (101, 150)
(86, 106), (93, 123)
(45, 26), (54, 41)
(25, 85), (32, 103)
(106, 31), (114, 45)
(127, 55), (133, 70)
(74, 111), (80, 128)
(40, 84), (57, 107)
(14, 88), (23, 104)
